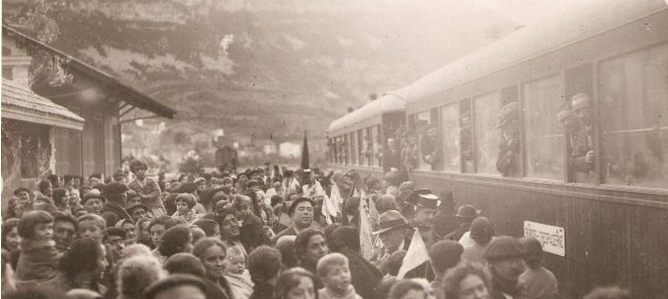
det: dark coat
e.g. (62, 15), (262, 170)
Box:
(383, 148), (403, 172)
(240, 214), (270, 253)
(100, 202), (132, 227)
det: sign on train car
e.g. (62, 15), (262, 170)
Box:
(524, 221), (566, 257)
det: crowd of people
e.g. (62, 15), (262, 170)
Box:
(2, 159), (632, 299)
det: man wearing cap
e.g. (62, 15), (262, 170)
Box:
(100, 182), (133, 227)
(371, 210), (412, 273)
(126, 202), (150, 223)
(496, 101), (521, 177)
(127, 159), (165, 218)
(484, 236), (527, 299)
(569, 93), (596, 182)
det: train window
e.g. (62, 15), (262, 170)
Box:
(440, 103), (460, 172)
(342, 135), (349, 164)
(460, 99), (474, 173)
(473, 92), (501, 175)
(565, 64), (596, 183)
(415, 111), (432, 170)
(523, 75), (565, 180)
(599, 43), (668, 189)
(358, 129), (366, 166)
(350, 132), (358, 165)
(373, 125), (381, 166)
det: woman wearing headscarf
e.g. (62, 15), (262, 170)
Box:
(329, 226), (383, 299)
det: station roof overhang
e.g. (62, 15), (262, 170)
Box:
(2, 79), (85, 131)
(2, 25), (177, 121)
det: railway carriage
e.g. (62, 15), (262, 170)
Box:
(329, 0), (668, 298)
(327, 91), (407, 177)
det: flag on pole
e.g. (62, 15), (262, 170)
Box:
(301, 130), (310, 170)
(359, 195), (374, 260)
(397, 228), (429, 279)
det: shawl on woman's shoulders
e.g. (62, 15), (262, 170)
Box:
(15, 239), (60, 282)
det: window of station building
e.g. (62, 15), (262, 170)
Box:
(473, 92), (501, 175)
(599, 43), (668, 189)
(523, 75), (564, 180)
(440, 103), (460, 172)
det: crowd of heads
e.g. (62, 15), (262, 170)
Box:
(1, 161), (632, 299)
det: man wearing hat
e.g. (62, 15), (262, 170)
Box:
(453, 204), (482, 247)
(406, 189), (442, 250)
(484, 236), (527, 299)
(403, 189), (443, 280)
(371, 210), (412, 273)
(126, 202), (150, 223)
(569, 93), (596, 182)
(100, 182), (133, 227)
(496, 101), (521, 177)
(127, 159), (165, 218)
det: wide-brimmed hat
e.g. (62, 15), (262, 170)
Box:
(456, 204), (481, 219)
(373, 210), (410, 235)
(405, 189), (440, 209)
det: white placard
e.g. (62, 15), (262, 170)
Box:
(523, 221), (565, 257)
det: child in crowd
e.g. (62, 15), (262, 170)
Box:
(224, 246), (254, 299)
(14, 211), (60, 285)
(172, 193), (198, 224)
(519, 237), (559, 299)
(317, 253), (362, 299)
(77, 214), (107, 242)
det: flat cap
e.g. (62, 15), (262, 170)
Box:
(483, 235), (525, 261)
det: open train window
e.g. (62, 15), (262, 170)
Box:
(565, 64), (596, 183)
(599, 43), (668, 189)
(415, 111), (431, 170)
(440, 103), (460, 172)
(522, 75), (564, 180)
(459, 99), (474, 173)
(473, 92), (502, 175)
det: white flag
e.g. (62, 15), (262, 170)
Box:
(397, 228), (429, 279)
(359, 196), (374, 260)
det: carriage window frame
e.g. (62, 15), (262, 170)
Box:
(440, 102), (461, 173)
(597, 42), (668, 190)
(415, 110), (431, 171)
(472, 91), (502, 175)
(521, 74), (566, 181)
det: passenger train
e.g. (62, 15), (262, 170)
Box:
(327, 0), (668, 298)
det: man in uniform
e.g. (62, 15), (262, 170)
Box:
(404, 188), (442, 280)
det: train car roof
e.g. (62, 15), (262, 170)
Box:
(404, 0), (668, 105)
(328, 89), (408, 133)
